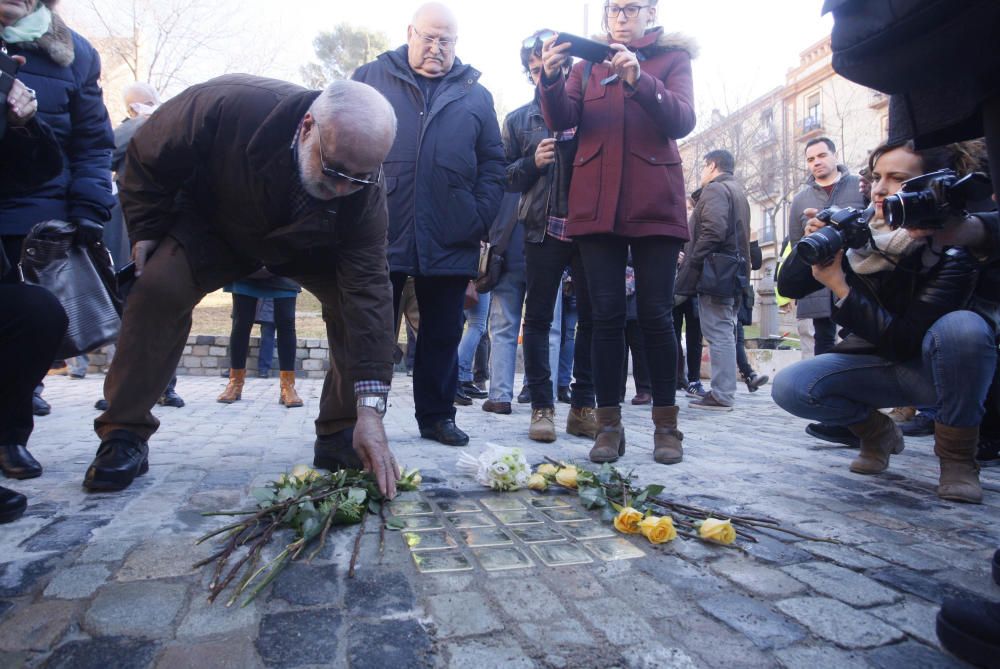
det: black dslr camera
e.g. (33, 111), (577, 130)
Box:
(796, 206), (873, 266)
(883, 169), (993, 230)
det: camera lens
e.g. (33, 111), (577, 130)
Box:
(796, 226), (843, 265)
(883, 190), (939, 230)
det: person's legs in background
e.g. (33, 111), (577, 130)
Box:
(258, 321), (276, 378)
(557, 283), (577, 403)
(736, 322), (769, 393)
(693, 295), (737, 410)
(457, 289), (491, 402)
(273, 295), (301, 407)
(624, 317), (651, 404)
(484, 265), (526, 414)
(68, 355), (89, 379)
(218, 293), (257, 404)
(473, 331), (490, 389)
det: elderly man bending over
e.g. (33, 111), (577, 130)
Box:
(89, 76), (402, 497)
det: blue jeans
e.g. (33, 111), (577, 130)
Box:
(772, 310), (997, 428)
(559, 289), (578, 388)
(458, 290), (491, 383)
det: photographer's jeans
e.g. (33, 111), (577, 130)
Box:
(772, 310), (996, 428)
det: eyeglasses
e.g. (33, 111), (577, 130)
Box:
(604, 4), (649, 19)
(313, 120), (382, 186)
(522, 30), (556, 49)
(412, 27), (457, 52)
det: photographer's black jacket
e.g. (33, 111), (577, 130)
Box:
(777, 244), (980, 362)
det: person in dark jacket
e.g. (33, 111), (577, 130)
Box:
(538, 0), (696, 466)
(352, 3), (505, 447)
(772, 140), (995, 505)
(94, 76), (402, 498)
(0, 62), (68, 523)
(503, 29), (596, 444)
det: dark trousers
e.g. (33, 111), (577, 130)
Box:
(390, 273), (468, 428)
(0, 283), (67, 445)
(577, 234), (681, 408)
(814, 317), (837, 356)
(98, 237), (358, 440)
(735, 324), (754, 378)
(473, 331), (490, 384)
(620, 318), (651, 398)
(229, 294), (298, 372)
(673, 298), (702, 384)
(523, 235), (594, 409)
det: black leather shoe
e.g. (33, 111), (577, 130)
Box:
(557, 386), (572, 404)
(84, 430), (149, 492)
(937, 598), (1000, 668)
(94, 398), (109, 411)
(460, 381), (488, 399)
(0, 445), (42, 480)
(745, 372), (770, 393)
(517, 387), (531, 404)
(158, 389), (185, 408)
(32, 393), (50, 416)
(805, 423), (861, 448)
(420, 419), (469, 446)
(454, 388), (473, 406)
(314, 428), (363, 471)
(0, 486), (27, 524)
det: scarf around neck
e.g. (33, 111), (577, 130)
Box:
(1, 5), (52, 44)
(846, 207), (925, 274)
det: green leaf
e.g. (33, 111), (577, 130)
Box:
(347, 487), (368, 505)
(645, 484), (665, 497)
(367, 500), (382, 515)
(385, 517), (405, 531)
(251, 487), (275, 503)
(610, 500), (624, 513)
(600, 506), (617, 523)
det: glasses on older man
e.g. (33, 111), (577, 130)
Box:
(604, 4), (650, 19)
(313, 119), (382, 186)
(412, 27), (457, 52)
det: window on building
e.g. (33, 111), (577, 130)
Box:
(760, 109), (774, 136)
(762, 207), (776, 244)
(806, 92), (821, 121)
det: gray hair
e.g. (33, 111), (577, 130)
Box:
(309, 80), (397, 158)
(122, 82), (160, 108)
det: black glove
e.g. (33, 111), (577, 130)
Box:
(73, 219), (104, 245)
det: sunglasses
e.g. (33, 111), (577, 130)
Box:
(522, 30), (556, 50)
(314, 119), (382, 186)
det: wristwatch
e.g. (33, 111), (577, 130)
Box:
(357, 395), (387, 417)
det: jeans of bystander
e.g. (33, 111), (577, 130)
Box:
(558, 289), (578, 389)
(458, 290), (491, 383)
(674, 298), (702, 384)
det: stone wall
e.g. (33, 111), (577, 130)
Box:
(86, 335), (331, 379)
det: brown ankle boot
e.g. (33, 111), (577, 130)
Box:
(217, 369), (246, 403)
(652, 405), (684, 464)
(847, 410), (904, 474)
(935, 423), (982, 504)
(279, 371), (303, 408)
(529, 407), (557, 443)
(566, 407), (598, 438)
(589, 407), (625, 463)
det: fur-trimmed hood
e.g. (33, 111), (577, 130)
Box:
(14, 11), (74, 67)
(592, 28), (699, 59)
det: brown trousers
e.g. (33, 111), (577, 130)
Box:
(95, 238), (356, 441)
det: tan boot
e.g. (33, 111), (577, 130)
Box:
(935, 423), (982, 504)
(529, 407), (557, 443)
(847, 410), (905, 474)
(279, 371), (303, 408)
(589, 407), (625, 463)
(217, 369), (246, 403)
(566, 407), (598, 438)
(652, 405), (684, 465)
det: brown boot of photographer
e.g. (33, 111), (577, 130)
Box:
(935, 423), (982, 504)
(847, 410), (904, 474)
(652, 405), (684, 464)
(217, 369), (245, 403)
(279, 371), (304, 408)
(589, 407), (625, 463)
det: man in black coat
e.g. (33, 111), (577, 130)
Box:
(353, 2), (505, 446)
(93, 76), (402, 497)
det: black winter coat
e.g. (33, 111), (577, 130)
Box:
(502, 97), (575, 244)
(0, 13), (114, 235)
(352, 47), (506, 276)
(777, 244), (980, 362)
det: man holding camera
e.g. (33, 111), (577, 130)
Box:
(675, 149), (751, 412)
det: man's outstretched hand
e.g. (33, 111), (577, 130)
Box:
(353, 407), (399, 499)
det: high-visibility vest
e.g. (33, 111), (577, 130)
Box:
(774, 240), (792, 307)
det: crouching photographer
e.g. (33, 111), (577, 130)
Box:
(0, 50), (68, 523)
(772, 139), (997, 504)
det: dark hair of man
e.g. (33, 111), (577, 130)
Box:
(805, 136), (837, 154)
(521, 29), (554, 72)
(867, 138), (989, 178)
(704, 149), (735, 174)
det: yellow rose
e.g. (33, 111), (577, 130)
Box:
(290, 464), (318, 482)
(699, 518), (737, 544)
(536, 463), (558, 477)
(613, 507), (643, 534)
(411, 472), (422, 487)
(554, 466), (578, 489)
(639, 515), (677, 544)
(527, 473), (548, 491)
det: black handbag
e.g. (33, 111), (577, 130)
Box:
(19, 220), (123, 359)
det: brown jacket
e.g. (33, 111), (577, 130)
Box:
(538, 28), (697, 239)
(118, 74), (395, 385)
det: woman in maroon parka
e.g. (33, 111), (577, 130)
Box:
(538, 0), (697, 465)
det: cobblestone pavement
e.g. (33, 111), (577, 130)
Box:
(1, 373), (997, 668)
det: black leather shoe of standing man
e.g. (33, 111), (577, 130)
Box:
(32, 392), (50, 417)
(158, 388), (186, 408)
(460, 381), (487, 399)
(314, 428), (364, 471)
(0, 445), (43, 480)
(454, 387), (473, 406)
(0, 487), (27, 524)
(84, 430), (149, 492)
(420, 419), (469, 446)
(805, 422), (861, 448)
